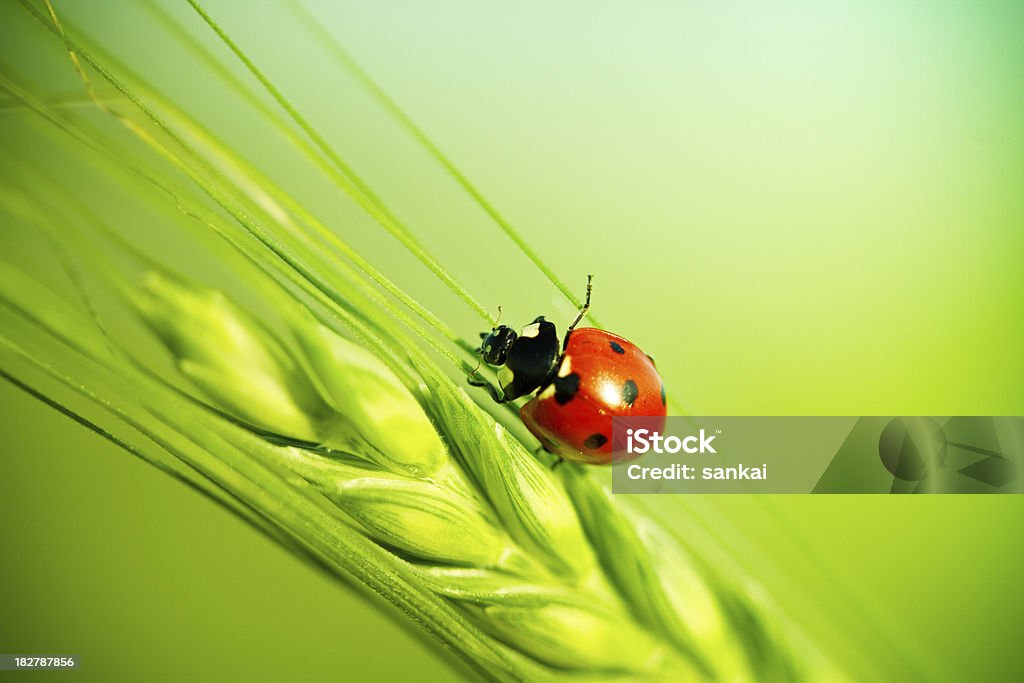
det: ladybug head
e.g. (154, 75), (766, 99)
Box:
(479, 325), (517, 366)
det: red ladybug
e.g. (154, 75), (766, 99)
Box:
(470, 277), (666, 464)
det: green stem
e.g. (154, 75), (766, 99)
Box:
(186, 0), (494, 325)
(140, 0), (473, 354)
(13, 6), (471, 381)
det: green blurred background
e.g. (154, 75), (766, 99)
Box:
(2, 1), (1022, 680)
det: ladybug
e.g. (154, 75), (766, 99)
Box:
(469, 277), (667, 465)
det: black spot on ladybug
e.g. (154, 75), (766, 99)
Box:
(609, 341), (625, 354)
(660, 383), (666, 405)
(584, 433), (608, 449)
(553, 373), (581, 405)
(622, 379), (639, 406)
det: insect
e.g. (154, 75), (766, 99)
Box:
(470, 277), (667, 464)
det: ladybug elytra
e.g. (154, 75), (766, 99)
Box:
(470, 277), (667, 465)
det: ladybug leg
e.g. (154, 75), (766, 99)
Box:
(467, 372), (510, 403)
(566, 274), (593, 334)
(531, 444), (564, 470)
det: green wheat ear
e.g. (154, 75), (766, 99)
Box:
(129, 276), (743, 680)
(0, 2), (847, 681)
(0, 264), (827, 681)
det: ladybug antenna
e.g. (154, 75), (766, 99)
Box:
(493, 305), (503, 329)
(566, 275), (593, 333)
